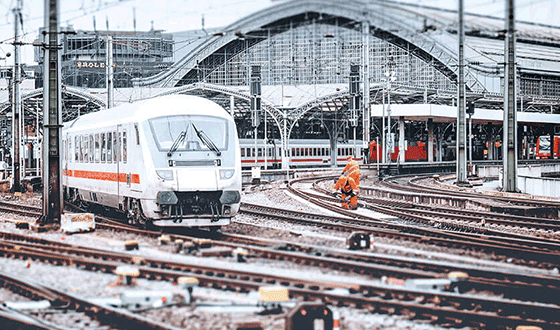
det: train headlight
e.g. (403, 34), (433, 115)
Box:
(220, 191), (240, 204)
(219, 169), (235, 180)
(156, 170), (174, 181)
(157, 191), (178, 205)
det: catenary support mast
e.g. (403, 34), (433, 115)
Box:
(40, 0), (63, 226)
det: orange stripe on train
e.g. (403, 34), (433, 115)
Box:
(64, 170), (140, 184)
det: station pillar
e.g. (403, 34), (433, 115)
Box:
(487, 123), (494, 160)
(398, 117), (405, 163)
(548, 124), (555, 159)
(427, 118), (434, 163)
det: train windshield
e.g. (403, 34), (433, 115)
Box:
(539, 136), (551, 153)
(150, 115), (228, 152)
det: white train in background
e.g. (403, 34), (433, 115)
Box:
(239, 138), (363, 169)
(62, 94), (241, 229)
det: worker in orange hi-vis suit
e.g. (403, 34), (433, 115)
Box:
(331, 175), (359, 210)
(342, 155), (361, 187)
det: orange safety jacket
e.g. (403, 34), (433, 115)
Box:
(332, 176), (359, 196)
(342, 160), (360, 177)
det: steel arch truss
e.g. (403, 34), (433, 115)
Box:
(134, 0), (485, 93)
(0, 87), (106, 123)
(155, 82), (284, 135)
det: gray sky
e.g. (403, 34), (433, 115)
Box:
(0, 0), (558, 65)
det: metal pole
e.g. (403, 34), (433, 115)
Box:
(41, 0), (63, 226)
(387, 85), (391, 163)
(427, 118), (434, 163)
(381, 88), (386, 163)
(264, 110), (267, 170)
(36, 99), (40, 177)
(106, 36), (113, 109)
(468, 113), (472, 168)
(376, 136), (379, 175)
(503, 0), (517, 192)
(399, 117), (405, 163)
(11, 0), (23, 192)
(456, 0), (468, 184)
(362, 20), (370, 153)
(254, 127), (257, 165)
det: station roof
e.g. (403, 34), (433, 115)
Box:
(371, 104), (560, 125)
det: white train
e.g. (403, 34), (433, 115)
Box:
(62, 94), (241, 229)
(239, 138), (363, 169)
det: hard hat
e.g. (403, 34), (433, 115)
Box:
(346, 155), (352, 160)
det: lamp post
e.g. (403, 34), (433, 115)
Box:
(383, 70), (396, 164)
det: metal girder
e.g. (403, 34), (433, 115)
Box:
(155, 82), (284, 135)
(133, 0), (486, 93)
(0, 87), (105, 119)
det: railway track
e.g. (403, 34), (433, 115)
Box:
(0, 230), (558, 329)
(282, 177), (560, 269)
(5, 195), (560, 305)
(0, 269), (180, 330)
(1, 182), (559, 328)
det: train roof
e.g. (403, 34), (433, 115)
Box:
(64, 94), (231, 132)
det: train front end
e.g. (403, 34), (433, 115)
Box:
(144, 97), (241, 228)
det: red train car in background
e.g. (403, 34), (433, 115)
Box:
(369, 140), (427, 162)
(536, 135), (560, 159)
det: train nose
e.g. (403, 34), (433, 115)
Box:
(176, 169), (218, 191)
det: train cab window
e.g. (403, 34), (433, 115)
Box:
(107, 132), (113, 163)
(95, 133), (100, 163)
(122, 131), (127, 163)
(101, 133), (106, 163)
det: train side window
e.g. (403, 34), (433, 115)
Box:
(258, 148), (262, 157)
(83, 135), (88, 163)
(68, 138), (72, 162)
(134, 123), (140, 145)
(118, 132), (122, 162)
(101, 133), (106, 163)
(107, 132), (113, 163)
(74, 136), (79, 161)
(113, 131), (117, 163)
(122, 131), (127, 163)
(95, 133), (100, 163)
(89, 135), (94, 163)
(240, 148), (245, 157)
(79, 136), (83, 163)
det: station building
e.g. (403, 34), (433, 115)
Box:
(33, 27), (174, 88)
